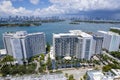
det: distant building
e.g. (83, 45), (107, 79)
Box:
(53, 30), (93, 60)
(3, 31), (46, 64)
(97, 31), (120, 52)
(92, 35), (103, 54)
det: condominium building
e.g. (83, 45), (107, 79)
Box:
(110, 27), (120, 46)
(92, 35), (103, 54)
(3, 31), (46, 64)
(53, 30), (93, 60)
(97, 31), (120, 52)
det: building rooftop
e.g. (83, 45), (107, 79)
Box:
(28, 32), (44, 36)
(70, 30), (92, 37)
(110, 27), (120, 30)
(3, 31), (27, 38)
(98, 30), (119, 36)
(3, 31), (44, 38)
(53, 33), (75, 38)
(53, 30), (92, 38)
(87, 70), (104, 80)
(87, 70), (115, 80)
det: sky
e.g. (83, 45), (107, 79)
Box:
(0, 0), (120, 18)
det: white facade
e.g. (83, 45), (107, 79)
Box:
(92, 35), (103, 54)
(87, 69), (120, 80)
(97, 31), (120, 52)
(3, 31), (46, 64)
(0, 49), (6, 55)
(87, 70), (104, 80)
(87, 70), (114, 80)
(53, 30), (93, 60)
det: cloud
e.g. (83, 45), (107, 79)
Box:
(33, 5), (65, 16)
(0, 0), (63, 17)
(0, 0), (120, 17)
(30, 0), (39, 5)
(50, 0), (120, 12)
(0, 1), (32, 16)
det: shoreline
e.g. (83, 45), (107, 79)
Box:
(70, 20), (120, 24)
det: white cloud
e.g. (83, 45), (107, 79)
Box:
(0, 0), (120, 17)
(50, 0), (120, 12)
(30, 0), (39, 5)
(0, 0), (63, 17)
(0, 1), (32, 16)
(33, 5), (65, 16)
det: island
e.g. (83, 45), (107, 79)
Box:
(0, 21), (41, 27)
(70, 20), (120, 24)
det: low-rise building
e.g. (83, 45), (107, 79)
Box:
(87, 69), (120, 80)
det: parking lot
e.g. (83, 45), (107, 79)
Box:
(62, 68), (93, 80)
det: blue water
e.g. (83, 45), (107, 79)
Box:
(0, 21), (120, 49)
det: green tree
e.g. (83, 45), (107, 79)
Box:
(83, 73), (87, 80)
(1, 55), (15, 65)
(68, 74), (75, 80)
(47, 55), (52, 70)
(46, 42), (50, 53)
(102, 65), (111, 72)
(40, 54), (45, 60)
(65, 73), (68, 78)
(0, 65), (11, 76)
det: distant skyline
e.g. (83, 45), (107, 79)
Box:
(0, 0), (120, 19)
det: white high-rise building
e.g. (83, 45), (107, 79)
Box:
(92, 35), (103, 55)
(3, 31), (46, 64)
(110, 27), (120, 47)
(53, 30), (93, 60)
(97, 31), (120, 52)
